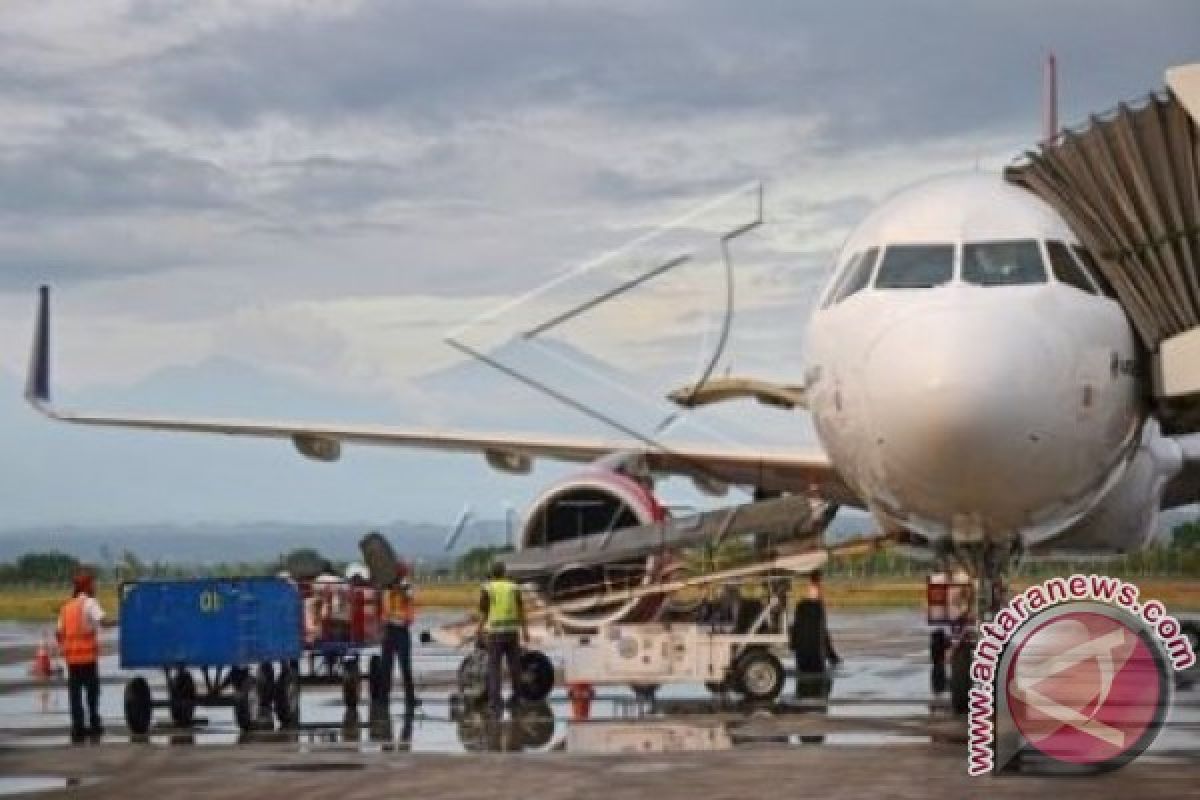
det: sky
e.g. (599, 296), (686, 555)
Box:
(0, 0), (1197, 528)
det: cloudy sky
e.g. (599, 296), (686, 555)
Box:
(0, 0), (1197, 529)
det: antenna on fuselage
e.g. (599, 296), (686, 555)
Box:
(1042, 51), (1059, 144)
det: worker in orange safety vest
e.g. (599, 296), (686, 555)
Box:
(57, 569), (106, 741)
(380, 562), (418, 708)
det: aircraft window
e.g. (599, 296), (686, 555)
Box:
(874, 244), (954, 289)
(1046, 240), (1097, 294)
(961, 240), (1046, 286)
(830, 247), (879, 304)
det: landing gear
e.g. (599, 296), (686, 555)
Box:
(928, 539), (1017, 716)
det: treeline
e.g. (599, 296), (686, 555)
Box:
(3, 527), (1196, 586)
(0, 544), (515, 585)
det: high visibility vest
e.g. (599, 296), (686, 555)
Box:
(383, 585), (415, 626)
(58, 595), (98, 666)
(485, 579), (520, 632)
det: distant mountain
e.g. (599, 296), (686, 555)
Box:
(0, 519), (510, 566)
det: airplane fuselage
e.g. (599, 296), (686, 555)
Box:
(803, 173), (1158, 551)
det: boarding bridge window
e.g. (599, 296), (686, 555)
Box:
(827, 247), (879, 305)
(1046, 240), (1097, 294)
(961, 240), (1046, 286)
(874, 244), (954, 289)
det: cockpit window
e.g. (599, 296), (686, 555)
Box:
(874, 244), (954, 289)
(828, 247), (879, 305)
(961, 240), (1046, 286)
(1046, 240), (1097, 294)
(1072, 245), (1117, 298)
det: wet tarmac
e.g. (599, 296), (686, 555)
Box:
(1, 610), (1197, 798)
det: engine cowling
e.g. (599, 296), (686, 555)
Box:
(517, 469), (673, 629)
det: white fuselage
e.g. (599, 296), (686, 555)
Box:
(802, 173), (1157, 551)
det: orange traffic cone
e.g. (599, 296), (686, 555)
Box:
(567, 682), (594, 720)
(31, 635), (52, 680)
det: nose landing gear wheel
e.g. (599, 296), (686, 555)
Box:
(950, 634), (974, 716)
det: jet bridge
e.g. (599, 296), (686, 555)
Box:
(1005, 64), (1200, 423)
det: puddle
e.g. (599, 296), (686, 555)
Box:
(0, 776), (90, 795)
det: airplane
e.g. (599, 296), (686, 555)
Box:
(22, 61), (1200, 707)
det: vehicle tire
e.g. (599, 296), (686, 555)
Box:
(257, 662), (276, 715)
(951, 636), (973, 715)
(124, 676), (153, 736)
(367, 653), (388, 706)
(517, 650), (555, 703)
(734, 649), (785, 703)
(234, 674), (263, 732)
(167, 668), (197, 728)
(457, 651), (488, 705)
(342, 658), (361, 709)
(273, 662), (301, 728)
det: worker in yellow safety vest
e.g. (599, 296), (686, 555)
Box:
(56, 569), (106, 742)
(381, 562), (418, 708)
(475, 561), (530, 715)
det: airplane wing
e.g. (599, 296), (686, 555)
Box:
(26, 287), (853, 502)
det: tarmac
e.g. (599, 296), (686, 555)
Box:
(1, 610), (1197, 799)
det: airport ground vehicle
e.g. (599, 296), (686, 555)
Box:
(119, 577), (303, 734)
(296, 578), (389, 709)
(559, 595), (793, 703)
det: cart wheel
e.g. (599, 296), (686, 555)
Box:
(124, 676), (153, 736)
(518, 650), (555, 703)
(234, 674), (263, 732)
(273, 662), (301, 728)
(168, 669), (197, 728)
(342, 659), (361, 709)
(367, 653), (388, 705)
(257, 662), (276, 714)
(734, 649), (785, 703)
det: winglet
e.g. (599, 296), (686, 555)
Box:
(25, 285), (51, 409)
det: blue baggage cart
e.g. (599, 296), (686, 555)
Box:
(118, 577), (303, 734)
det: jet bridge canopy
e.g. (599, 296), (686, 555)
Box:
(1005, 67), (1200, 396)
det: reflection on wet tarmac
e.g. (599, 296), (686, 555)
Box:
(2, 613), (1198, 762)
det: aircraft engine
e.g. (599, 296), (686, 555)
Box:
(518, 469), (676, 630)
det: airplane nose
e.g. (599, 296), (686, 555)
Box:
(863, 308), (1058, 523)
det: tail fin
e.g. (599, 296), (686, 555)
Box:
(25, 285), (50, 407)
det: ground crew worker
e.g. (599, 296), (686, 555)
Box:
(790, 570), (841, 675)
(57, 569), (105, 742)
(380, 562), (418, 708)
(475, 562), (530, 716)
